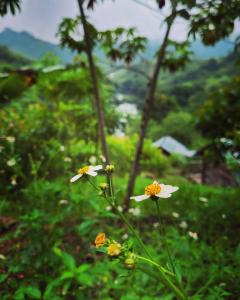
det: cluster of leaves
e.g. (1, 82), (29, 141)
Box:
(0, 0), (21, 16)
(161, 40), (192, 73)
(0, 66), (119, 200)
(189, 0), (240, 45)
(57, 17), (147, 64)
(0, 45), (30, 68)
(196, 75), (240, 164)
(107, 135), (170, 175)
(99, 28), (147, 63)
(197, 76), (240, 141)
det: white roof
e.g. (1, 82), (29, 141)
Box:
(153, 136), (196, 157)
(42, 65), (66, 73)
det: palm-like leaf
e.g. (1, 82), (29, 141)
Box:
(0, 0), (21, 16)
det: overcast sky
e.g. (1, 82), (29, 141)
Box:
(0, 0), (239, 44)
(0, 0), (189, 43)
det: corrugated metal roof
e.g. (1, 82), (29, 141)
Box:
(153, 136), (196, 157)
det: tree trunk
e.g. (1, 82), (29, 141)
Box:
(124, 16), (175, 211)
(77, 0), (109, 164)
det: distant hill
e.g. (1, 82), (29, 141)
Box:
(145, 39), (234, 60)
(190, 39), (234, 59)
(0, 28), (75, 63)
(0, 28), (235, 65)
(113, 51), (239, 112)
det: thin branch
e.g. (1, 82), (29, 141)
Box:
(106, 65), (151, 80)
(131, 0), (166, 18)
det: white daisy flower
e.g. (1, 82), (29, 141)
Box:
(199, 197), (208, 203)
(153, 222), (160, 228)
(89, 155), (97, 164)
(64, 157), (72, 163)
(59, 199), (69, 205)
(117, 205), (123, 212)
(6, 136), (15, 143)
(106, 206), (112, 211)
(70, 165), (102, 183)
(130, 181), (179, 202)
(172, 212), (180, 218)
(0, 254), (6, 260)
(179, 221), (188, 229)
(7, 158), (16, 167)
(188, 231), (198, 240)
(11, 176), (17, 185)
(129, 207), (141, 216)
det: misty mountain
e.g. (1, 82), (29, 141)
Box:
(146, 39), (234, 60)
(0, 28), (75, 63)
(0, 28), (235, 64)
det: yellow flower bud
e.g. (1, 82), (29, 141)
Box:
(99, 183), (108, 190)
(124, 257), (136, 269)
(105, 164), (115, 173)
(107, 242), (121, 257)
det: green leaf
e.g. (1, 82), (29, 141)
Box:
(14, 286), (41, 300)
(75, 219), (97, 235)
(0, 274), (8, 283)
(77, 273), (93, 286)
(44, 278), (64, 300)
(14, 289), (25, 300)
(235, 243), (240, 261)
(177, 9), (190, 20)
(53, 247), (76, 269)
(24, 286), (41, 299)
(61, 252), (76, 269)
(77, 263), (91, 273)
(60, 271), (75, 280)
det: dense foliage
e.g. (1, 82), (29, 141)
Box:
(0, 0), (240, 299)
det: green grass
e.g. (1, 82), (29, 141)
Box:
(0, 174), (239, 299)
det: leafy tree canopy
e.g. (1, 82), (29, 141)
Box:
(197, 75), (240, 142)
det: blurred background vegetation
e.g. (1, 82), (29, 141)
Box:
(0, 0), (240, 299)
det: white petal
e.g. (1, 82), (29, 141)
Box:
(86, 170), (97, 176)
(70, 174), (82, 182)
(130, 195), (150, 202)
(153, 180), (160, 185)
(160, 184), (179, 194)
(156, 191), (172, 198)
(92, 165), (103, 171)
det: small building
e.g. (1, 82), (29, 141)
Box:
(153, 136), (196, 157)
(153, 136), (237, 186)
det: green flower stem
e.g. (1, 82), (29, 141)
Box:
(87, 177), (99, 192)
(155, 199), (186, 296)
(155, 199), (176, 274)
(137, 255), (175, 277)
(117, 207), (186, 299)
(116, 206), (153, 259)
(107, 198), (186, 300)
(109, 174), (114, 199)
(91, 176), (186, 299)
(137, 265), (160, 282)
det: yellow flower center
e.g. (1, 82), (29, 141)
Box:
(78, 166), (90, 174)
(107, 242), (121, 256)
(144, 183), (161, 196)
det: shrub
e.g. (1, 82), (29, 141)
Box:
(108, 135), (170, 176)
